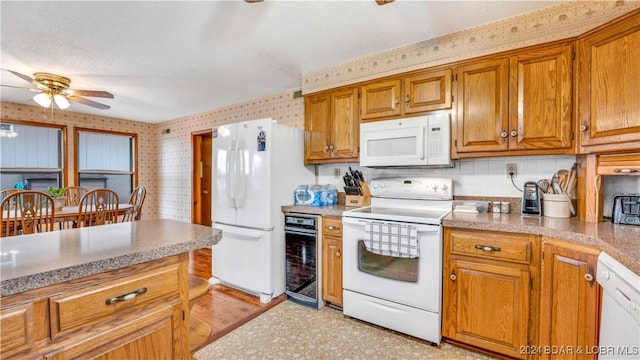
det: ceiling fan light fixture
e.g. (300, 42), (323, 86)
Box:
(53, 94), (70, 109)
(33, 92), (52, 108)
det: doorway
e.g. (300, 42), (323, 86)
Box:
(191, 130), (213, 279)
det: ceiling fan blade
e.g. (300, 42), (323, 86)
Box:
(67, 89), (114, 98)
(0, 84), (40, 92)
(375, 0), (395, 5)
(67, 95), (110, 109)
(7, 70), (35, 84)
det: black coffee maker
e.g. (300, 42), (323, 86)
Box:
(521, 181), (541, 215)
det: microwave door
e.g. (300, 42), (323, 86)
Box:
(361, 125), (425, 166)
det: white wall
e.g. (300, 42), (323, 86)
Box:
(317, 155), (578, 198)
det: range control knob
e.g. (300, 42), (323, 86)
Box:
(442, 184), (449, 191)
(432, 185), (439, 192)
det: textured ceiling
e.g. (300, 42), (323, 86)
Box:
(0, 0), (566, 123)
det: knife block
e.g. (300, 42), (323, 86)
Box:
(345, 181), (371, 208)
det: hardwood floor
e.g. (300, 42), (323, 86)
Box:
(188, 249), (285, 352)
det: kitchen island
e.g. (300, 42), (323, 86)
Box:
(0, 219), (221, 359)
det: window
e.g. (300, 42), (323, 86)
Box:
(0, 122), (65, 191)
(75, 128), (137, 202)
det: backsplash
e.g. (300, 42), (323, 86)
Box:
(317, 155), (577, 199)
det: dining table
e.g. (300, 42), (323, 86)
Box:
(54, 203), (133, 222)
(2, 204), (134, 235)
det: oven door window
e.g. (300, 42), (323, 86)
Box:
(285, 230), (317, 298)
(357, 240), (418, 282)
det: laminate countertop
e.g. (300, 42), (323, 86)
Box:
(281, 204), (640, 276)
(0, 219), (222, 296)
(444, 212), (640, 276)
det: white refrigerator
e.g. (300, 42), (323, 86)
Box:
(210, 118), (314, 303)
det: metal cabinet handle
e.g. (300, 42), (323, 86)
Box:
(613, 168), (639, 174)
(475, 244), (501, 252)
(450, 272), (457, 281)
(329, 144), (334, 151)
(585, 267), (595, 286)
(500, 131), (508, 138)
(324, 145), (329, 151)
(510, 130), (517, 137)
(105, 287), (147, 305)
(326, 225), (340, 230)
(394, 98), (399, 105)
(580, 122), (588, 132)
(404, 95), (410, 103)
(336, 251), (341, 258)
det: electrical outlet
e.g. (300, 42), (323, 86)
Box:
(506, 163), (517, 178)
(334, 168), (341, 179)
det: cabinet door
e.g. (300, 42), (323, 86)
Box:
(360, 79), (402, 120)
(0, 303), (34, 359)
(44, 303), (183, 360)
(304, 93), (331, 163)
(539, 241), (599, 360)
(455, 58), (509, 153)
(444, 259), (529, 359)
(330, 88), (359, 160)
(578, 10), (640, 150)
(322, 236), (343, 306)
(509, 45), (573, 150)
(404, 69), (452, 114)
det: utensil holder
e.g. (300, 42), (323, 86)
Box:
(345, 181), (371, 208)
(543, 193), (570, 218)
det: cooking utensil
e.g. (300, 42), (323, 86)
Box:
(565, 163), (578, 195)
(537, 179), (550, 194)
(556, 169), (569, 192)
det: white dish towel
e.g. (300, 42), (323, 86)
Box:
(364, 222), (419, 258)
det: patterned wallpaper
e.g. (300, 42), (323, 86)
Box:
(0, 101), (161, 218)
(302, 0), (640, 94)
(156, 91), (304, 222)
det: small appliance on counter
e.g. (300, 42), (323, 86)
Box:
(612, 194), (640, 225)
(521, 181), (541, 215)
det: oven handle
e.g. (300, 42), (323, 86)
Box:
(342, 217), (441, 233)
(284, 227), (317, 236)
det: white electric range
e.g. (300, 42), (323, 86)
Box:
(342, 177), (453, 345)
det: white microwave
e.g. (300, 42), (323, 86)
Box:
(359, 114), (452, 167)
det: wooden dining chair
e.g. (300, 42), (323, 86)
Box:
(77, 189), (119, 228)
(0, 190), (56, 237)
(64, 186), (88, 206)
(122, 186), (146, 222)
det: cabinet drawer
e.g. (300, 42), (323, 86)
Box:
(49, 263), (180, 335)
(323, 217), (342, 237)
(597, 153), (640, 175)
(0, 303), (34, 358)
(449, 230), (531, 264)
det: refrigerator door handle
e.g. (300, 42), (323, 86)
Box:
(235, 144), (247, 208)
(227, 140), (237, 208)
(215, 221), (274, 232)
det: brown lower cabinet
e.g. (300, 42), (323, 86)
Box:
(322, 216), (343, 306)
(0, 254), (190, 359)
(443, 228), (600, 359)
(443, 228), (539, 359)
(539, 238), (600, 360)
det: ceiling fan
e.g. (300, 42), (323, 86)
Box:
(1, 70), (114, 110)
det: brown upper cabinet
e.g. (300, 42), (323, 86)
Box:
(360, 68), (453, 121)
(453, 42), (574, 158)
(577, 9), (640, 154)
(304, 87), (359, 164)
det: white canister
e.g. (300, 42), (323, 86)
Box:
(500, 202), (510, 214)
(492, 201), (501, 213)
(543, 194), (571, 218)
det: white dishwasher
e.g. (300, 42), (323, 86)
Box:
(597, 252), (640, 360)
